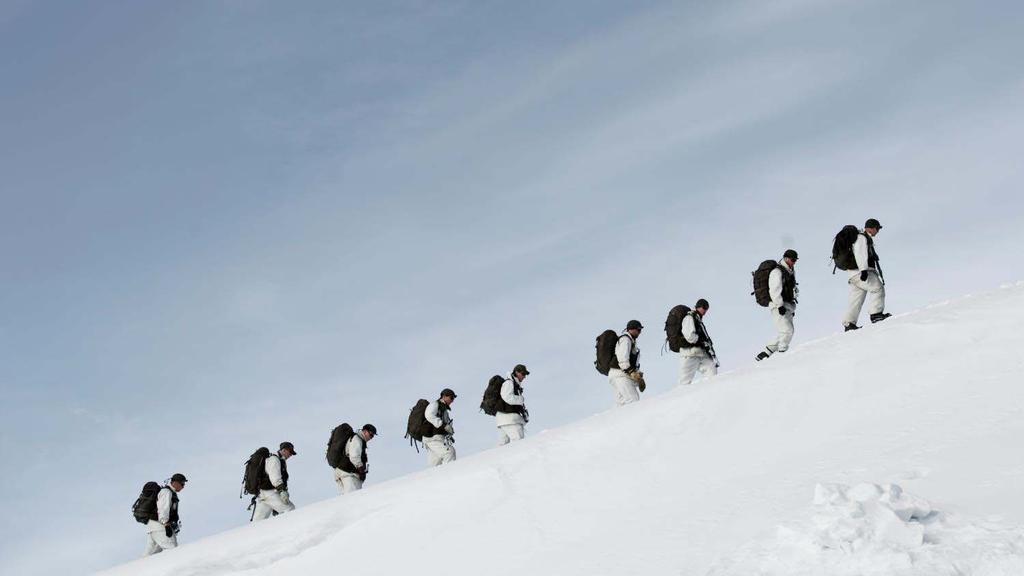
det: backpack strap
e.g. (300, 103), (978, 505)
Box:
(619, 333), (639, 372)
(505, 377), (526, 413)
(341, 434), (366, 471)
(618, 333), (635, 350)
(860, 232), (881, 271)
(432, 399), (448, 435)
(691, 312), (709, 344)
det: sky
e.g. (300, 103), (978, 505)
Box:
(1, 1), (1023, 574)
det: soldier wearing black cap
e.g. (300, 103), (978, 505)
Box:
(144, 473), (187, 556)
(253, 441), (298, 521)
(335, 425), (376, 493)
(423, 388), (457, 467)
(678, 299), (718, 386)
(843, 218), (891, 331)
(757, 250), (800, 361)
(608, 320), (645, 406)
(496, 364), (529, 445)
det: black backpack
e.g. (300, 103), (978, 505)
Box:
(132, 481), (162, 524)
(664, 305), (692, 352)
(405, 399), (433, 442)
(751, 260), (778, 307)
(326, 423), (355, 469)
(242, 447), (271, 496)
(832, 225), (860, 271)
(480, 375), (506, 416)
(594, 329), (619, 375)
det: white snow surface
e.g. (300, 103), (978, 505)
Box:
(103, 283), (1024, 576)
(708, 483), (1024, 575)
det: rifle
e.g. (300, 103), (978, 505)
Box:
(702, 341), (720, 368)
(444, 418), (456, 445)
(696, 319), (720, 368)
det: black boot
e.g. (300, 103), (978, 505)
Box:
(844, 323), (860, 332)
(870, 312), (892, 323)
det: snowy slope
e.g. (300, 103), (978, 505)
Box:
(102, 283), (1024, 576)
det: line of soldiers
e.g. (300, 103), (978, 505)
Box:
(602, 299), (719, 407)
(757, 217), (890, 357)
(135, 366), (531, 557)
(134, 218), (891, 556)
(601, 218), (892, 405)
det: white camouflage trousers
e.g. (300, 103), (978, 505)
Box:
(497, 424), (525, 446)
(845, 271), (885, 325)
(678, 353), (718, 386)
(333, 467), (363, 494)
(766, 306), (795, 353)
(609, 373), (640, 406)
(423, 435), (456, 467)
(252, 489), (295, 521)
(144, 530), (177, 556)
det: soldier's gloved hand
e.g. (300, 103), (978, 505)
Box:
(280, 490), (291, 505)
(628, 370), (642, 383)
(165, 524), (174, 538)
(638, 377), (646, 393)
(860, 270), (868, 281)
(778, 306), (787, 315)
(444, 424), (454, 435)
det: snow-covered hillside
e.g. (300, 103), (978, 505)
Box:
(102, 283), (1024, 576)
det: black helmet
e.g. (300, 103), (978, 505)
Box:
(626, 319), (643, 331)
(170, 473), (188, 484)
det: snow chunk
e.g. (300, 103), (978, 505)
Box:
(707, 483), (1024, 576)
